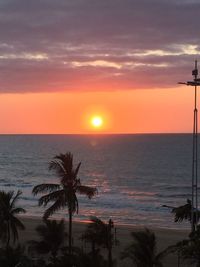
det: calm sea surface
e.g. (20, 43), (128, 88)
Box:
(0, 134), (198, 229)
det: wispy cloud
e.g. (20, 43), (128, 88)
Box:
(71, 60), (122, 69)
(0, 0), (199, 93)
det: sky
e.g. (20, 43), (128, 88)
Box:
(0, 0), (200, 134)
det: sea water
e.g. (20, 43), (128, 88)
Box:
(0, 134), (197, 229)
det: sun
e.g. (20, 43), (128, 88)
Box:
(91, 116), (103, 128)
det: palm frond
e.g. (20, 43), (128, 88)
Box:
(32, 183), (60, 196)
(75, 194), (79, 213)
(171, 199), (192, 222)
(77, 185), (97, 199)
(121, 228), (163, 267)
(163, 199), (200, 223)
(10, 220), (19, 243)
(29, 219), (66, 256)
(11, 216), (25, 231)
(10, 190), (22, 209)
(43, 198), (67, 220)
(74, 162), (81, 177)
(54, 153), (73, 163)
(0, 190), (14, 207)
(0, 221), (8, 243)
(0, 190), (25, 245)
(49, 160), (66, 179)
(63, 190), (78, 214)
(59, 153), (73, 173)
(52, 153), (73, 175)
(49, 153), (81, 185)
(11, 207), (26, 215)
(130, 229), (156, 260)
(82, 216), (115, 249)
(38, 189), (65, 206)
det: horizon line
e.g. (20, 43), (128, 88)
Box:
(0, 132), (195, 135)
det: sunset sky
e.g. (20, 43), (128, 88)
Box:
(0, 0), (199, 134)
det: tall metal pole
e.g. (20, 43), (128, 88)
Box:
(179, 60), (200, 231)
(108, 219), (114, 267)
(191, 60), (198, 231)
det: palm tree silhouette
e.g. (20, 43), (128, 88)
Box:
(121, 228), (165, 267)
(32, 152), (97, 255)
(29, 219), (66, 263)
(166, 225), (200, 267)
(82, 217), (104, 258)
(163, 199), (200, 224)
(0, 190), (26, 248)
(82, 216), (116, 267)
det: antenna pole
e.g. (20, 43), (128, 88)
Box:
(192, 60), (198, 231)
(179, 60), (200, 232)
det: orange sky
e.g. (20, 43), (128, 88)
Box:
(0, 86), (195, 134)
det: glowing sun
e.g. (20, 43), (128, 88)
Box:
(91, 116), (103, 128)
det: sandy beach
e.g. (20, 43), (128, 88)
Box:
(17, 216), (190, 267)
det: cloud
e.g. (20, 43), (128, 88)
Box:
(0, 0), (199, 93)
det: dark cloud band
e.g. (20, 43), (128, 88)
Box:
(0, 0), (199, 93)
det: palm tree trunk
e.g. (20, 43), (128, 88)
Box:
(108, 246), (112, 267)
(107, 233), (112, 267)
(92, 241), (96, 262)
(108, 220), (113, 267)
(6, 221), (10, 248)
(69, 208), (72, 256)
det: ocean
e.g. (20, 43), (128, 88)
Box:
(0, 134), (197, 229)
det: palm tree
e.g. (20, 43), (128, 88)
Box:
(184, 226), (200, 267)
(163, 199), (200, 233)
(82, 216), (116, 267)
(121, 228), (165, 267)
(29, 219), (66, 263)
(32, 152), (97, 255)
(82, 217), (104, 258)
(167, 226), (200, 267)
(171, 199), (193, 222)
(0, 190), (26, 248)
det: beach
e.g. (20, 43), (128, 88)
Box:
(18, 216), (190, 267)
